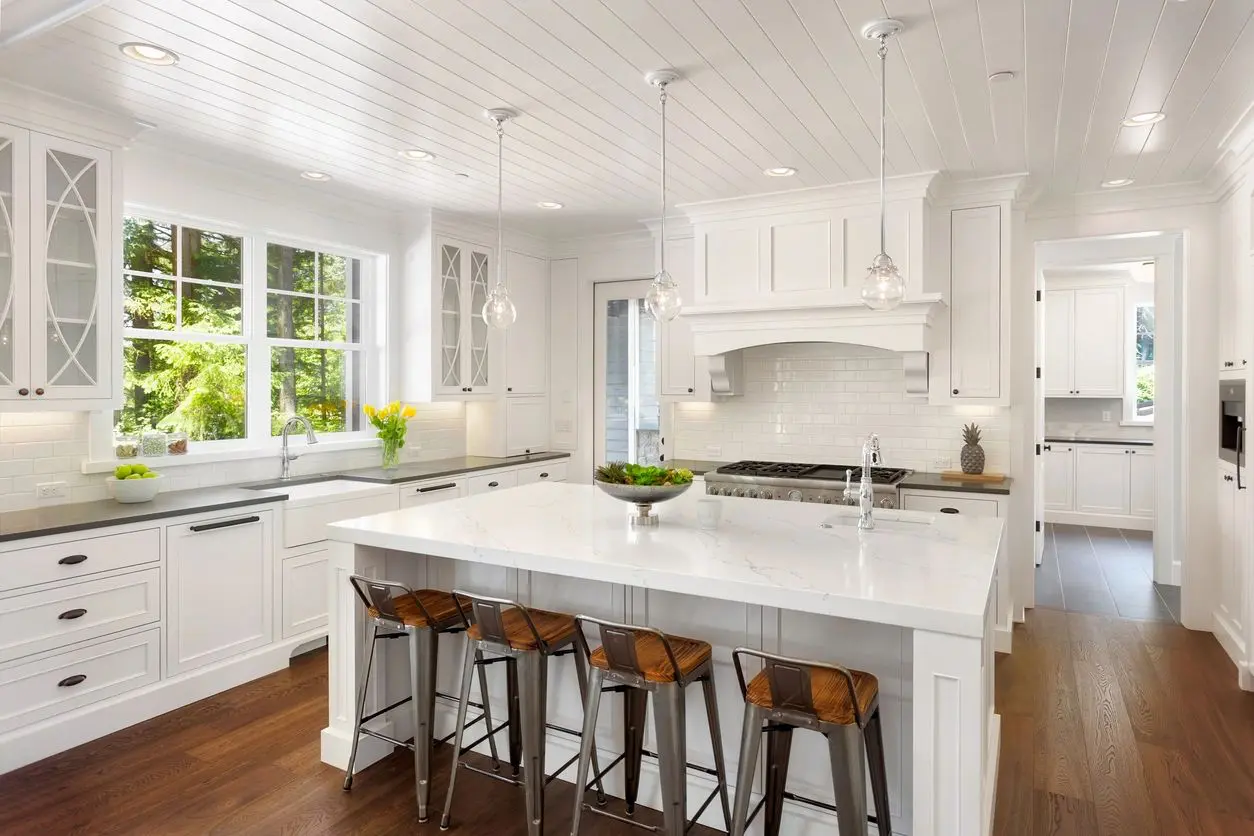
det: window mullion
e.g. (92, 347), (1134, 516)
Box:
(246, 235), (271, 441)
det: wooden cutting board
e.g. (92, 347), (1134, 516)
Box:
(940, 471), (1007, 483)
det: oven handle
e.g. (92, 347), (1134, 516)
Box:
(1239, 421), (1246, 490)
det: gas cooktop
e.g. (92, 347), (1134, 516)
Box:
(703, 460), (912, 505)
(710, 460), (910, 485)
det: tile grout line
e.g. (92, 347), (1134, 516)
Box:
(1082, 525), (1123, 617)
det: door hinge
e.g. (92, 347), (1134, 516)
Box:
(1035, 443), (1041, 455)
(1035, 520), (1042, 532)
(1035, 366), (1041, 379)
(1036, 290), (1042, 302)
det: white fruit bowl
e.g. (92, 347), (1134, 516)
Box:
(106, 474), (164, 504)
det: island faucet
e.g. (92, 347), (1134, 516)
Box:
(280, 415), (318, 480)
(858, 433), (882, 531)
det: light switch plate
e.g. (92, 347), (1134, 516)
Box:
(933, 457), (952, 470)
(1102, 410), (1112, 422)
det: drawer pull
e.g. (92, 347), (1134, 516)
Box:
(539, 472), (549, 479)
(58, 608), (87, 620)
(488, 481), (499, 488)
(940, 508), (960, 514)
(57, 674), (87, 688)
(417, 482), (458, 493)
(58, 554), (88, 566)
(189, 515), (260, 533)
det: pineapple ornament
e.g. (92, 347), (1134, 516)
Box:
(961, 423), (986, 475)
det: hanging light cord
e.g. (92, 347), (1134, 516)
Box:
(658, 80), (668, 275)
(878, 35), (888, 257)
(495, 117), (505, 289)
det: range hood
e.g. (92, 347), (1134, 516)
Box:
(683, 294), (947, 357)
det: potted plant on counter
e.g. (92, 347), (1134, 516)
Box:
(593, 462), (694, 527)
(365, 401), (416, 470)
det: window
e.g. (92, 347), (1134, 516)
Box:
(1127, 302), (1155, 423)
(104, 214), (380, 455)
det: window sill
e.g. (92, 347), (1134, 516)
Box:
(81, 437), (380, 474)
(1119, 421), (1154, 429)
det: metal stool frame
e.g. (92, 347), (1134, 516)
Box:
(342, 575), (498, 823)
(440, 590), (606, 836)
(568, 615), (732, 836)
(729, 647), (891, 836)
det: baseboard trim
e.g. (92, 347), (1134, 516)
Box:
(1044, 510), (1153, 531)
(1212, 609), (1246, 671)
(0, 627), (327, 775)
(983, 714), (1002, 836)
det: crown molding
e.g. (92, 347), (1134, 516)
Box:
(676, 171), (940, 224)
(0, 80), (142, 149)
(930, 173), (1030, 206)
(1027, 179), (1220, 220)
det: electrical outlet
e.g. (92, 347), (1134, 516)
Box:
(704, 444), (722, 458)
(933, 456), (952, 470)
(1102, 410), (1112, 422)
(554, 419), (573, 433)
(36, 482), (68, 500)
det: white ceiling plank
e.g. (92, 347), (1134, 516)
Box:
(1048, 0), (1118, 188)
(1023, 0), (1071, 180)
(975, 0), (1027, 174)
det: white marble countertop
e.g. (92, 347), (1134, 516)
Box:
(328, 483), (1003, 637)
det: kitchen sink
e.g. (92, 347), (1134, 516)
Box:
(820, 513), (934, 532)
(243, 475), (341, 491)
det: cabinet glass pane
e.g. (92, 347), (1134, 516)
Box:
(440, 244), (462, 387)
(469, 250), (489, 387)
(0, 139), (14, 386)
(45, 149), (99, 386)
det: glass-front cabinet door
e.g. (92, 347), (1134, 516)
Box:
(0, 124), (30, 400)
(434, 236), (494, 397)
(438, 241), (464, 393)
(30, 133), (111, 401)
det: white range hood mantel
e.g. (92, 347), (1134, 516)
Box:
(683, 293), (947, 356)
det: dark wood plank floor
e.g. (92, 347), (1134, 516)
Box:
(3, 607), (1254, 835)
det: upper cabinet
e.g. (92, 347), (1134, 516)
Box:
(659, 236), (698, 397)
(1043, 287), (1124, 398)
(948, 205), (1005, 401)
(503, 249), (548, 396)
(0, 123), (115, 409)
(435, 236), (495, 397)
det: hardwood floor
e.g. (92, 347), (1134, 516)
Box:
(3, 608), (1253, 835)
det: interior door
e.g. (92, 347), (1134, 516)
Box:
(594, 279), (662, 467)
(1035, 278), (1047, 568)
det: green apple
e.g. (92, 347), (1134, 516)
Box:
(131, 464), (149, 475)
(125, 473), (144, 480)
(114, 465), (133, 479)
(141, 472), (159, 479)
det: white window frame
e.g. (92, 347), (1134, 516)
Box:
(1124, 294), (1155, 426)
(87, 208), (389, 465)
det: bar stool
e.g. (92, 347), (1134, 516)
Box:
(440, 591), (605, 836)
(342, 575), (497, 823)
(569, 616), (732, 836)
(729, 648), (891, 836)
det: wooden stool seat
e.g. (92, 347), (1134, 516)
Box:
(466, 605), (577, 650)
(589, 632), (712, 683)
(744, 665), (879, 727)
(365, 588), (468, 629)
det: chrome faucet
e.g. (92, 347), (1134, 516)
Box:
(841, 468), (859, 506)
(858, 433), (882, 531)
(280, 415), (318, 480)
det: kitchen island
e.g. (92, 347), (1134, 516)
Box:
(323, 483), (1004, 836)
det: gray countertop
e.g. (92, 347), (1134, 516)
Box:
(0, 487), (288, 544)
(337, 452), (571, 484)
(1044, 436), (1153, 447)
(896, 472), (1013, 496)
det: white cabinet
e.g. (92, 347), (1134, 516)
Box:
(280, 550), (329, 639)
(1217, 465), (1245, 640)
(468, 469), (517, 495)
(516, 461), (567, 484)
(1128, 449), (1156, 518)
(1043, 444), (1075, 511)
(660, 237), (698, 397)
(1043, 287), (1124, 397)
(0, 125), (115, 408)
(467, 394), (549, 458)
(1075, 445), (1131, 515)
(948, 206), (1003, 400)
(398, 477), (468, 509)
(434, 236), (495, 397)
(166, 510), (272, 675)
(503, 250), (549, 396)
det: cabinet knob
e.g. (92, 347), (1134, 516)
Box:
(687, 387), (694, 393)
(488, 481), (499, 488)
(940, 508), (960, 514)
(57, 674), (87, 688)
(58, 608), (87, 620)
(539, 472), (549, 478)
(17, 388), (27, 396)
(34, 388), (44, 396)
(952, 389), (959, 395)
(507, 387), (513, 392)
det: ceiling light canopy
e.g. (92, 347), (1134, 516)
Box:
(300, 170), (331, 181)
(644, 69), (683, 323)
(764, 166), (797, 177)
(1122, 112), (1165, 127)
(860, 19), (906, 313)
(482, 108), (518, 330)
(537, 201), (563, 209)
(1101, 178), (1135, 188)
(399, 148), (435, 161)
(119, 42), (178, 66)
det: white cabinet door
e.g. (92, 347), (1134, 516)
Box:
(1072, 287), (1124, 397)
(30, 133), (112, 403)
(1218, 468), (1240, 630)
(0, 124), (30, 402)
(1043, 445), (1075, 511)
(505, 396), (548, 456)
(949, 206), (1002, 399)
(1074, 445), (1130, 515)
(435, 238), (495, 397)
(660, 237), (697, 397)
(397, 477), (468, 509)
(1042, 290), (1073, 396)
(504, 250), (548, 396)
(1128, 449), (1156, 518)
(468, 469), (517, 495)
(281, 550), (329, 638)
(166, 511), (272, 675)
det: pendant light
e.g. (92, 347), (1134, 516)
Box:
(645, 70), (682, 322)
(482, 108), (518, 329)
(860, 20), (906, 312)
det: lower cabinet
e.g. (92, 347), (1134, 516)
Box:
(1044, 443), (1154, 526)
(280, 550), (330, 639)
(469, 469), (518, 495)
(1216, 463), (1248, 644)
(166, 510), (273, 676)
(1075, 446), (1130, 515)
(398, 477), (469, 509)
(1043, 445), (1075, 511)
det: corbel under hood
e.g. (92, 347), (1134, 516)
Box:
(682, 294), (947, 357)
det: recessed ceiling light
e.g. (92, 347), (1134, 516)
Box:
(454, 172), (470, 179)
(764, 166), (797, 177)
(1101, 178), (1135, 188)
(119, 42), (178, 66)
(537, 201), (563, 209)
(988, 70), (1016, 83)
(399, 148), (435, 161)
(1122, 112), (1165, 127)
(300, 170), (331, 181)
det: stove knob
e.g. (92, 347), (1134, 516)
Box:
(746, 489), (760, 499)
(761, 490), (773, 500)
(879, 497), (896, 509)
(733, 488), (745, 497)
(706, 486), (718, 496)
(823, 496), (836, 504)
(787, 490), (803, 502)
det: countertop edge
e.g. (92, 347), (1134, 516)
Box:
(1044, 437), (1153, 447)
(897, 476), (1012, 496)
(338, 452), (572, 484)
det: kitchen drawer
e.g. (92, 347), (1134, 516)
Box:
(0, 568), (161, 665)
(0, 627), (161, 735)
(284, 491), (398, 549)
(2, 529), (160, 594)
(468, 470), (518, 495)
(900, 493), (999, 517)
(398, 477), (467, 509)
(516, 462), (567, 485)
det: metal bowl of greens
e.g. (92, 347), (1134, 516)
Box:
(593, 463), (695, 526)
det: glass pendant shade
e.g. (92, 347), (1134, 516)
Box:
(645, 268), (682, 322)
(861, 252), (905, 311)
(482, 284), (517, 329)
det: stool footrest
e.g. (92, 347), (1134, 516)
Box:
(744, 789), (881, 827)
(581, 802), (660, 833)
(357, 727), (414, 751)
(359, 694), (412, 726)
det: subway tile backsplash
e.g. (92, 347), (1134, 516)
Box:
(0, 404), (467, 513)
(672, 344), (1010, 474)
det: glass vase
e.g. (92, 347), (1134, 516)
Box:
(380, 437), (403, 470)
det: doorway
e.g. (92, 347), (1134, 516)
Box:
(593, 280), (663, 467)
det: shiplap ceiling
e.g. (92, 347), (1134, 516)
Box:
(2, 0), (1253, 234)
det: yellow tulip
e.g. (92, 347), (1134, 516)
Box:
(389, 401), (401, 415)
(364, 404), (376, 418)
(402, 405), (416, 419)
